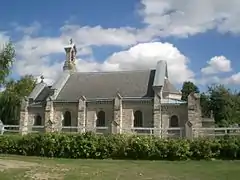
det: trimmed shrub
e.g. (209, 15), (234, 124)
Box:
(0, 133), (240, 160)
(190, 137), (221, 160)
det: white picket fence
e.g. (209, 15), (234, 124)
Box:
(0, 125), (20, 134)
(121, 127), (184, 137)
(193, 127), (240, 137)
(1, 125), (240, 138)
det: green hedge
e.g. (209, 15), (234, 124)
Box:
(0, 133), (240, 160)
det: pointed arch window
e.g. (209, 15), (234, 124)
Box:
(63, 111), (71, 126)
(170, 115), (179, 127)
(96, 111), (106, 127)
(134, 110), (143, 127)
(34, 114), (42, 126)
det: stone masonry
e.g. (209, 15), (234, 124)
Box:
(77, 96), (86, 133)
(153, 88), (161, 136)
(112, 93), (123, 134)
(19, 97), (29, 135)
(19, 40), (213, 138)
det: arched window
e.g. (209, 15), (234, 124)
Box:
(170, 115), (179, 127)
(96, 111), (105, 127)
(134, 110), (143, 127)
(34, 115), (42, 126)
(63, 111), (71, 126)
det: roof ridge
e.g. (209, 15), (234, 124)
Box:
(71, 69), (155, 75)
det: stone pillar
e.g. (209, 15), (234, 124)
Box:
(112, 93), (122, 134)
(161, 113), (169, 138)
(185, 121), (193, 140)
(187, 93), (202, 137)
(44, 97), (55, 132)
(19, 97), (29, 135)
(77, 96), (86, 133)
(153, 89), (161, 136)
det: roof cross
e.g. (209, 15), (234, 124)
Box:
(40, 75), (44, 83)
(69, 38), (73, 45)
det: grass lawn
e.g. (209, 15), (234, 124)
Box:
(0, 155), (239, 180)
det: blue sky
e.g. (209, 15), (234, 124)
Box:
(1, 0), (240, 91)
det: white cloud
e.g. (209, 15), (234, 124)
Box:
(198, 72), (240, 85)
(13, 21), (41, 35)
(61, 25), (137, 47)
(197, 56), (236, 85)
(12, 23), (159, 85)
(14, 40), (194, 84)
(197, 76), (221, 85)
(224, 72), (240, 85)
(74, 42), (194, 84)
(139, 0), (240, 37)
(14, 55), (62, 85)
(8, 0), (240, 87)
(13, 35), (65, 85)
(0, 32), (10, 46)
(201, 56), (232, 75)
(104, 42), (194, 84)
(60, 25), (159, 47)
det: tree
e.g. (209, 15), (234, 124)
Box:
(200, 92), (211, 118)
(5, 75), (36, 97)
(0, 42), (15, 87)
(181, 81), (200, 101)
(207, 85), (240, 127)
(0, 75), (37, 124)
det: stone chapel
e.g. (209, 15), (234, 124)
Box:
(19, 40), (208, 136)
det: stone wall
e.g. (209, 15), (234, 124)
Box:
(22, 96), (193, 137)
(153, 89), (161, 135)
(19, 97), (29, 135)
(187, 93), (202, 128)
(113, 94), (122, 134)
(86, 101), (113, 134)
(122, 100), (153, 133)
(28, 107), (45, 125)
(77, 96), (86, 133)
(187, 93), (204, 138)
(161, 104), (188, 137)
(54, 102), (78, 126)
(161, 104), (188, 128)
(53, 102), (78, 133)
(28, 107), (45, 132)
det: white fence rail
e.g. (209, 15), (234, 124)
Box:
(1, 125), (20, 134)
(61, 126), (108, 134)
(1, 125), (240, 138)
(193, 127), (240, 137)
(121, 127), (184, 137)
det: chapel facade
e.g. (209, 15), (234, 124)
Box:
(19, 40), (209, 137)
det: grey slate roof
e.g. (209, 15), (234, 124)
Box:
(56, 70), (155, 101)
(55, 69), (180, 101)
(35, 86), (51, 102)
(29, 82), (47, 100)
(163, 79), (180, 94)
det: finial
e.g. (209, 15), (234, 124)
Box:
(69, 38), (73, 45)
(40, 75), (44, 83)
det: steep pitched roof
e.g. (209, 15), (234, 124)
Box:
(56, 70), (155, 101)
(27, 61), (180, 102)
(54, 71), (180, 101)
(163, 78), (180, 94)
(28, 82), (47, 100)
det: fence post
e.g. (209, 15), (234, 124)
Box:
(0, 120), (4, 135)
(0, 126), (4, 135)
